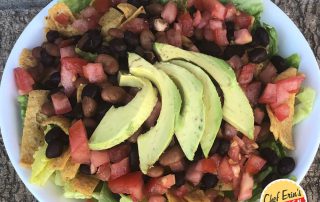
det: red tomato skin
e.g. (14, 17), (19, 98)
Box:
(110, 157), (130, 180)
(178, 13), (194, 37)
(206, 0), (226, 20)
(213, 29), (229, 46)
(91, 150), (110, 168)
(69, 120), (91, 164)
(238, 63), (256, 85)
(234, 13), (254, 29)
(146, 175), (175, 195)
(108, 172), (144, 201)
(196, 155), (221, 174)
(225, 4), (237, 21)
(228, 140), (241, 162)
(272, 103), (290, 121)
(275, 75), (305, 93)
(60, 46), (76, 58)
(14, 68), (35, 95)
(92, 0), (111, 13)
(51, 92), (72, 115)
(54, 13), (70, 26)
(96, 163), (111, 181)
(148, 195), (166, 202)
(108, 143), (131, 163)
(259, 83), (277, 104)
(193, 10), (202, 27)
(161, 1), (178, 24)
(245, 154), (266, 175)
(218, 157), (234, 183)
(83, 63), (107, 83)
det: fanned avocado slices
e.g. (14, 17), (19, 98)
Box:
(153, 43), (254, 139)
(156, 62), (205, 160)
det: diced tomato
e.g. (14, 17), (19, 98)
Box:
(185, 164), (203, 185)
(270, 85), (290, 108)
(225, 4), (237, 21)
(193, 0), (204, 10)
(259, 83), (277, 104)
(272, 103), (290, 121)
(108, 143), (131, 163)
(242, 136), (259, 154)
(218, 157), (234, 183)
(148, 195), (166, 202)
(228, 55), (243, 70)
(203, 0), (226, 20)
(228, 140), (241, 162)
(238, 172), (254, 201)
(254, 108), (265, 125)
(123, 18), (149, 33)
(92, 0), (111, 13)
(238, 63), (256, 85)
(178, 13), (194, 37)
(259, 62), (278, 84)
(213, 28), (229, 46)
(110, 157), (130, 180)
(161, 1), (178, 24)
(96, 163), (111, 181)
(203, 28), (214, 41)
(91, 150), (110, 168)
(14, 68), (35, 95)
(108, 172), (144, 201)
(232, 174), (241, 199)
(166, 29), (182, 47)
(245, 154), (266, 175)
(193, 10), (202, 27)
(234, 13), (254, 29)
(72, 19), (90, 33)
(173, 184), (191, 197)
(275, 75), (305, 93)
(196, 155), (221, 174)
(60, 46), (76, 58)
(245, 81), (262, 106)
(51, 92), (72, 115)
(197, 11), (211, 29)
(208, 20), (223, 30)
(146, 174), (175, 196)
(234, 29), (252, 45)
(169, 159), (185, 172)
(54, 13), (70, 26)
(83, 63), (107, 83)
(69, 120), (91, 164)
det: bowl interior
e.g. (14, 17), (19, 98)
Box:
(1, 0), (320, 201)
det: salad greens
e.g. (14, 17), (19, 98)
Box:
(75, 47), (98, 62)
(17, 95), (28, 125)
(220, 0), (263, 17)
(294, 87), (316, 124)
(97, 184), (118, 202)
(260, 138), (287, 158)
(64, 182), (92, 199)
(59, 0), (92, 13)
(286, 53), (301, 69)
(263, 23), (279, 55)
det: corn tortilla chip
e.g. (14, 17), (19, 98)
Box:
(61, 158), (80, 181)
(267, 68), (297, 149)
(166, 191), (186, 202)
(19, 49), (37, 69)
(120, 6), (146, 28)
(67, 174), (100, 196)
(48, 148), (71, 171)
(99, 8), (125, 39)
(184, 190), (210, 202)
(117, 3), (138, 18)
(41, 116), (71, 134)
(20, 90), (49, 168)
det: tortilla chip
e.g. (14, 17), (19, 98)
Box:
(67, 174), (100, 196)
(61, 158), (80, 181)
(120, 6), (146, 28)
(19, 49), (37, 69)
(20, 90), (49, 168)
(48, 148), (71, 171)
(166, 191), (186, 202)
(184, 190), (210, 202)
(267, 68), (297, 149)
(99, 8), (125, 39)
(77, 84), (86, 103)
(117, 3), (138, 18)
(41, 116), (71, 134)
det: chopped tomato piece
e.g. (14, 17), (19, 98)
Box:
(203, 28), (214, 41)
(108, 172), (144, 201)
(146, 174), (175, 195)
(234, 13), (254, 29)
(110, 157), (130, 180)
(270, 85), (290, 108)
(92, 0), (111, 13)
(238, 63), (256, 85)
(83, 63), (107, 83)
(161, 1), (178, 24)
(96, 163), (111, 181)
(123, 18), (149, 33)
(186, 164), (203, 185)
(228, 140), (241, 162)
(178, 13), (194, 37)
(196, 155), (221, 174)
(174, 184), (191, 197)
(197, 11), (211, 29)
(14, 68), (35, 95)
(69, 120), (91, 164)
(213, 29), (229, 46)
(60, 46), (76, 58)
(245, 81), (262, 106)
(148, 195), (166, 202)
(208, 19), (223, 30)
(238, 172), (254, 201)
(108, 143), (131, 163)
(51, 92), (72, 115)
(245, 154), (266, 175)
(225, 4), (237, 21)
(72, 19), (90, 33)
(259, 83), (277, 104)
(193, 10), (202, 27)
(54, 13), (70, 26)
(275, 75), (305, 93)
(91, 150), (110, 168)
(234, 29), (252, 45)
(272, 103), (290, 121)
(218, 157), (234, 183)
(203, 0), (226, 20)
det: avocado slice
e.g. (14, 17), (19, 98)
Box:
(170, 60), (223, 157)
(129, 53), (182, 173)
(156, 62), (205, 160)
(153, 43), (254, 139)
(89, 73), (158, 150)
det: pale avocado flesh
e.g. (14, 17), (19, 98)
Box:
(171, 60), (223, 157)
(153, 43), (254, 139)
(88, 73), (157, 150)
(129, 53), (182, 173)
(156, 62), (205, 160)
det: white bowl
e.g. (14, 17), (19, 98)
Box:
(1, 0), (319, 201)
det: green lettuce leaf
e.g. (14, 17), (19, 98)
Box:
(260, 138), (287, 158)
(285, 53), (301, 69)
(220, 0), (263, 17)
(75, 47), (98, 62)
(120, 195), (133, 202)
(59, 0), (92, 13)
(293, 87), (316, 125)
(255, 166), (273, 183)
(17, 95), (28, 125)
(97, 184), (118, 202)
(263, 23), (278, 56)
(158, 0), (188, 10)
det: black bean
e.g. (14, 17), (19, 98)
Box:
(129, 144), (140, 171)
(209, 138), (222, 155)
(144, 51), (157, 64)
(248, 48), (268, 63)
(108, 75), (119, 85)
(124, 31), (140, 50)
(45, 127), (66, 144)
(60, 134), (69, 145)
(46, 139), (64, 158)
(262, 173), (279, 188)
(252, 27), (270, 47)
(40, 49), (56, 66)
(137, 13), (148, 19)
(82, 84), (100, 100)
(65, 103), (83, 120)
(134, 46), (145, 57)
(86, 127), (95, 139)
(98, 45), (112, 55)
(217, 139), (230, 156)
(226, 21), (235, 42)
(260, 148), (279, 166)
(128, 0), (149, 7)
(193, 146), (205, 162)
(196, 40), (222, 57)
(69, 35), (82, 43)
(223, 45), (245, 60)
(79, 164), (92, 175)
(46, 30), (60, 43)
(44, 72), (61, 90)
(270, 55), (288, 73)
(145, 3), (163, 17)
(277, 157), (295, 176)
(118, 55), (129, 71)
(110, 38), (127, 55)
(95, 102), (112, 122)
(77, 30), (103, 53)
(200, 174), (218, 190)
(174, 172), (185, 187)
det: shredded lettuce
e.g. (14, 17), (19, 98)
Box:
(59, 0), (92, 13)
(17, 95), (28, 125)
(255, 166), (273, 183)
(286, 53), (301, 69)
(75, 47), (98, 62)
(263, 23), (279, 56)
(260, 138), (287, 158)
(293, 87), (316, 125)
(220, 0), (263, 17)
(97, 184), (118, 202)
